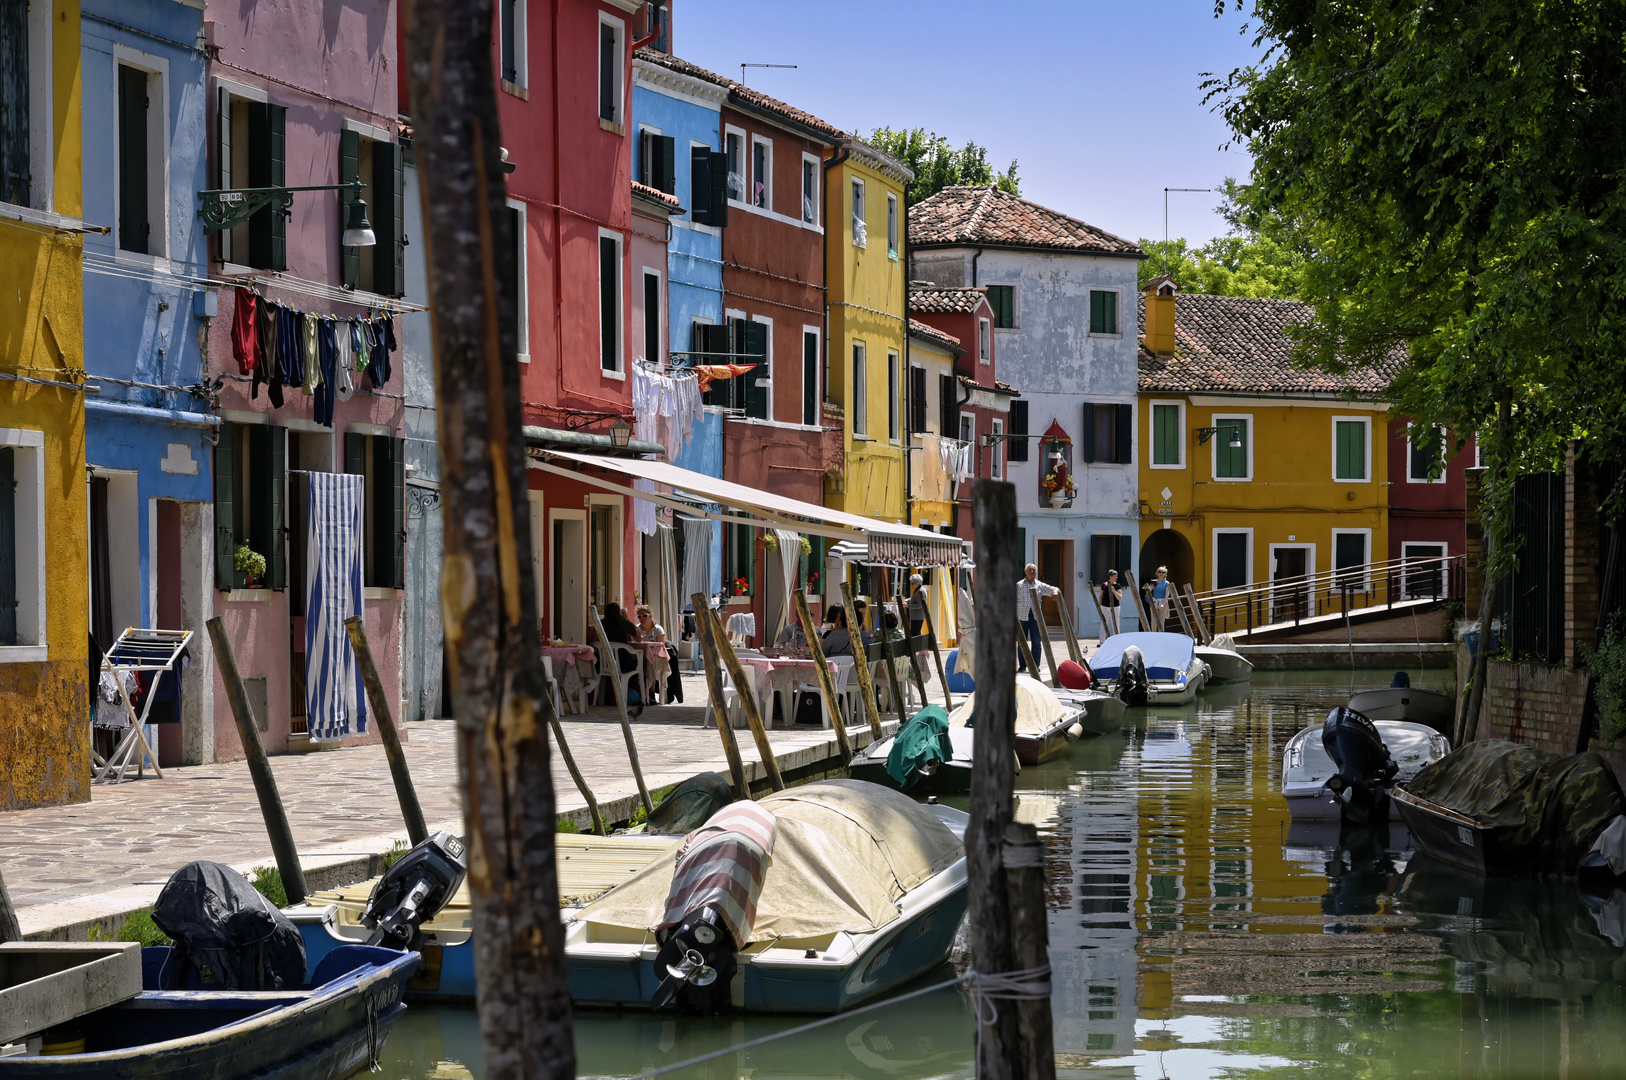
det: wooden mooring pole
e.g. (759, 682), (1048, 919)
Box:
(1054, 593), (1087, 668)
(1030, 598), (1061, 687)
(919, 592), (954, 713)
(1004, 821), (1056, 1080)
(795, 590), (852, 762)
(206, 617), (307, 905)
(343, 615), (429, 846)
(705, 606), (785, 792)
(839, 580), (884, 738)
(587, 604), (654, 816)
(871, 590), (912, 724)
(693, 593), (751, 798)
(0, 865), (21, 943)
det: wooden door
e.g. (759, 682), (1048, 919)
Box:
(1036, 539), (1067, 623)
(1272, 547), (1309, 623)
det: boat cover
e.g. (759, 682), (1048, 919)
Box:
(886, 705), (952, 786)
(152, 861), (307, 990)
(1089, 633), (1195, 681)
(644, 771), (735, 835)
(577, 780), (962, 941)
(658, 801), (778, 946)
(947, 678), (1070, 735)
(1407, 740), (1626, 875)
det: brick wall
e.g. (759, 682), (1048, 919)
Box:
(1481, 659), (1626, 774)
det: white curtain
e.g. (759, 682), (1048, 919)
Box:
(658, 524), (680, 643)
(772, 529), (801, 643)
(681, 515), (711, 610)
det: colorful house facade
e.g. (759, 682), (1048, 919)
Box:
(1136, 282), (1395, 610)
(1387, 417), (1474, 598)
(910, 186), (1145, 636)
(0, 0), (90, 809)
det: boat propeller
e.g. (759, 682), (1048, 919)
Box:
(651, 904), (735, 1010)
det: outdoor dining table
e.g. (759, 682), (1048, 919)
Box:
(738, 654), (839, 726)
(635, 640), (671, 695)
(540, 644), (598, 708)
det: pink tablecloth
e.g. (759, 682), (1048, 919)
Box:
(541, 645), (598, 704)
(738, 656), (838, 724)
(636, 641), (670, 688)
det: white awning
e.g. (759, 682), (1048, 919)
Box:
(528, 448), (964, 567)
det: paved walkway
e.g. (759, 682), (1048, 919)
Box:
(4, 671), (907, 938)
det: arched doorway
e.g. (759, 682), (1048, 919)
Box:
(1139, 529), (1196, 591)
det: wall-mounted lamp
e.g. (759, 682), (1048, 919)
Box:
(608, 417), (633, 449)
(198, 180), (375, 246)
(1196, 425), (1242, 448)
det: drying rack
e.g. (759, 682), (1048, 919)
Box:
(93, 627), (192, 784)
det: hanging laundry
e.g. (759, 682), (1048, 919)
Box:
(305, 471), (367, 742)
(231, 288), (259, 376)
(279, 305), (304, 389)
(253, 294), (277, 404)
(314, 318), (338, 428)
(335, 321), (355, 403)
(302, 312), (321, 395)
(692, 363), (755, 392)
(633, 477), (659, 536)
(351, 319), (369, 376)
(365, 314), (395, 389)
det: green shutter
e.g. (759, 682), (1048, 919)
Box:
(389, 435), (405, 589)
(268, 427), (286, 590)
(1216, 419), (1248, 478)
(1115, 403), (1133, 464)
(214, 424), (237, 589)
(743, 321), (769, 419)
(117, 66), (150, 255)
(269, 105), (286, 269)
(1117, 535), (1133, 584)
(1079, 403), (1096, 463)
(1335, 420), (1365, 480)
(1012, 527), (1026, 580)
(1008, 400), (1029, 461)
(656, 134), (676, 195)
(216, 88), (233, 263)
(343, 431), (366, 477)
(372, 141), (404, 296)
(1104, 291), (1117, 334)
(1152, 404), (1180, 465)
(340, 130), (360, 288)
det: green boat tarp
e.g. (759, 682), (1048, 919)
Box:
(886, 706), (952, 787)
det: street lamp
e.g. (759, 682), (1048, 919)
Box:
(1196, 425), (1243, 448)
(608, 417), (633, 449)
(198, 180), (376, 246)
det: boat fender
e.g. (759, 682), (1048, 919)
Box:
(1065, 723), (1083, 742)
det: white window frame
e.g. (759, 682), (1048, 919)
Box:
(990, 418), (1005, 480)
(887, 350), (900, 444)
(500, 0), (529, 90)
(596, 11), (625, 131)
(886, 192), (898, 258)
(5, 1), (55, 213)
(800, 151), (820, 226)
(597, 226), (624, 378)
(0, 429), (47, 661)
(851, 177), (867, 249)
(750, 313), (774, 418)
(1088, 288), (1122, 337)
(1149, 399), (1185, 470)
(1330, 415), (1370, 483)
(978, 317), (991, 365)
(1268, 543), (1317, 609)
(852, 342), (867, 438)
(909, 360), (928, 435)
(1210, 412), (1253, 482)
(801, 324), (821, 426)
(1331, 528), (1373, 589)
(639, 265), (663, 366)
(1211, 527), (1253, 592)
(112, 45), (172, 264)
(723, 126), (746, 206)
(749, 134), (772, 212)
(1401, 542), (1451, 599)
(636, 122), (662, 190)
(1407, 421), (1449, 484)
(959, 413), (974, 445)
(508, 197), (530, 362)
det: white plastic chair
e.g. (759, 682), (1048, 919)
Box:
(719, 664), (763, 730)
(541, 655), (566, 719)
(596, 642), (645, 711)
(797, 658), (855, 731)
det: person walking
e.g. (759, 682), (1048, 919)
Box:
(1099, 570), (1123, 637)
(906, 573), (928, 639)
(1017, 563), (1059, 674)
(1147, 566), (1171, 632)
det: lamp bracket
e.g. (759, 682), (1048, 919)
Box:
(1196, 426), (1221, 445)
(197, 181), (363, 233)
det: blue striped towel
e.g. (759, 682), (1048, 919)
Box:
(305, 472), (367, 742)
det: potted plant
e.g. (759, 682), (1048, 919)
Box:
(234, 543), (267, 589)
(731, 576), (750, 597)
(1041, 469), (1076, 508)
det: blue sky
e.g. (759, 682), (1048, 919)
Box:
(673, 1), (1266, 246)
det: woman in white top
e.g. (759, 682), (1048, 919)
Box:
(635, 605), (681, 703)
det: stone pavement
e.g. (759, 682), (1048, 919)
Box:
(3, 670), (908, 939)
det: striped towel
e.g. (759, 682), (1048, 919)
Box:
(305, 472), (367, 742)
(659, 801), (778, 947)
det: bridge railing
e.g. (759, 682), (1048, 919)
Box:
(1175, 553), (1466, 638)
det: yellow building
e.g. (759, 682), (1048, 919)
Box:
(1136, 280), (1391, 619)
(824, 138), (912, 529)
(0, 0), (90, 809)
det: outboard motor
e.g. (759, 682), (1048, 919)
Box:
(651, 802), (778, 1011)
(1321, 707), (1398, 826)
(1117, 645), (1149, 706)
(360, 831), (468, 948)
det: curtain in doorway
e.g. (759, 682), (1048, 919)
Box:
(771, 529), (801, 643)
(306, 471), (366, 742)
(680, 514), (710, 609)
(89, 476), (113, 647)
(657, 523), (680, 643)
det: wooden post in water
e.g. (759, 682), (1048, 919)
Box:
(704, 606), (785, 792)
(1003, 821), (1056, 1080)
(795, 590), (852, 762)
(1124, 569), (1152, 631)
(587, 604), (653, 816)
(968, 478), (1020, 1080)
(919, 594), (954, 712)
(693, 593), (751, 797)
(1182, 584), (1212, 643)
(1054, 593), (1086, 667)
(871, 590), (912, 723)
(548, 714), (607, 837)
(0, 866), (21, 943)
(207, 617), (307, 905)
(1087, 579), (1112, 642)
(343, 615), (429, 846)
(1170, 587), (1197, 638)
(839, 581), (884, 738)
(1030, 597), (1061, 687)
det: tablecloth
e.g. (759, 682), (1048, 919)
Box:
(738, 656), (839, 726)
(541, 645), (598, 704)
(636, 640), (670, 689)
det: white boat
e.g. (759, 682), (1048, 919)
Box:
(1281, 720), (1451, 820)
(1088, 633), (1207, 706)
(1348, 685), (1453, 734)
(562, 780), (968, 1014)
(1194, 633), (1253, 683)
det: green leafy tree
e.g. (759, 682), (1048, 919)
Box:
(1138, 179), (1308, 299)
(1206, 0), (1626, 548)
(866, 127), (1020, 204)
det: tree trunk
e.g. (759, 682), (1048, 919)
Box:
(402, 3), (573, 1076)
(0, 865), (21, 943)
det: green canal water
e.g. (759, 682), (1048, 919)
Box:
(378, 670), (1626, 1079)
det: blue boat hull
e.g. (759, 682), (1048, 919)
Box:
(291, 919), (479, 1004)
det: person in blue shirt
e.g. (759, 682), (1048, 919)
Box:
(1148, 566), (1171, 632)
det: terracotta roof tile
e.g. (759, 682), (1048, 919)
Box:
(634, 49), (842, 143)
(909, 286), (988, 314)
(908, 186), (1142, 257)
(1136, 293), (1403, 395)
(909, 318), (961, 352)
(631, 181), (682, 212)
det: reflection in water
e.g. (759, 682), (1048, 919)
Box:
(378, 671), (1626, 1080)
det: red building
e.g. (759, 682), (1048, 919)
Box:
(909, 285), (1018, 544)
(1386, 417), (1475, 596)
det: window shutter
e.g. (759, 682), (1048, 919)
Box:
(709, 150), (729, 226)
(117, 66), (150, 255)
(910, 367), (927, 433)
(373, 141), (404, 296)
(1012, 527), (1026, 581)
(1008, 400), (1029, 461)
(656, 134), (676, 195)
(269, 105), (286, 269)
(247, 103), (286, 269)
(0, 447), (15, 644)
(267, 426), (286, 590)
(344, 431), (366, 477)
(499, 0), (517, 83)
(940, 372), (958, 438)
(214, 424), (237, 589)
(1117, 535), (1133, 582)
(339, 130), (360, 289)
(216, 87), (232, 262)
(599, 23), (615, 122)
(504, 206), (521, 355)
(1115, 403), (1134, 464)
(698, 323), (732, 407)
(388, 435), (405, 589)
(1079, 403), (1096, 463)
(0, 0), (30, 208)
(802, 331), (818, 426)
(743, 321), (769, 420)
(690, 145), (713, 224)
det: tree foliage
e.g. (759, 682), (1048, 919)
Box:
(1138, 179), (1308, 298)
(867, 127), (1020, 204)
(1207, 0), (1626, 539)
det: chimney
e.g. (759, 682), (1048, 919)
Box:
(1143, 275), (1179, 357)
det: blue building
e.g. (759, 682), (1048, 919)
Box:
(633, 48), (728, 594)
(80, 0), (218, 763)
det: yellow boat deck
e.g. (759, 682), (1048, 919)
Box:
(306, 834), (678, 931)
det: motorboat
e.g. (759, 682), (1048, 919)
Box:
(847, 718), (976, 794)
(563, 780), (968, 1014)
(0, 938), (416, 1079)
(1348, 681), (1454, 734)
(1281, 716), (1449, 821)
(1088, 633), (1206, 706)
(1193, 633), (1253, 683)
(1394, 739), (1626, 877)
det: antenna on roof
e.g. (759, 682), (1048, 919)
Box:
(1163, 187), (1212, 276)
(740, 63), (797, 84)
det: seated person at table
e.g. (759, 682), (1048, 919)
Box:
(597, 602), (645, 712)
(820, 606), (857, 657)
(635, 604), (682, 704)
(775, 619), (809, 648)
(849, 600), (877, 648)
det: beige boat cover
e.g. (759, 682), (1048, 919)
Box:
(946, 677), (1069, 735)
(575, 780), (962, 942)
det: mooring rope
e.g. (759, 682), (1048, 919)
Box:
(965, 963), (1053, 1074)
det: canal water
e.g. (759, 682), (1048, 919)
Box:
(379, 670), (1626, 1079)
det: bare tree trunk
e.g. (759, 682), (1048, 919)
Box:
(0, 865), (22, 943)
(402, 3), (573, 1077)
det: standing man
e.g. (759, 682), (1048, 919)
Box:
(906, 573), (928, 639)
(1017, 563), (1059, 674)
(1147, 566), (1171, 632)
(1099, 570), (1123, 637)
